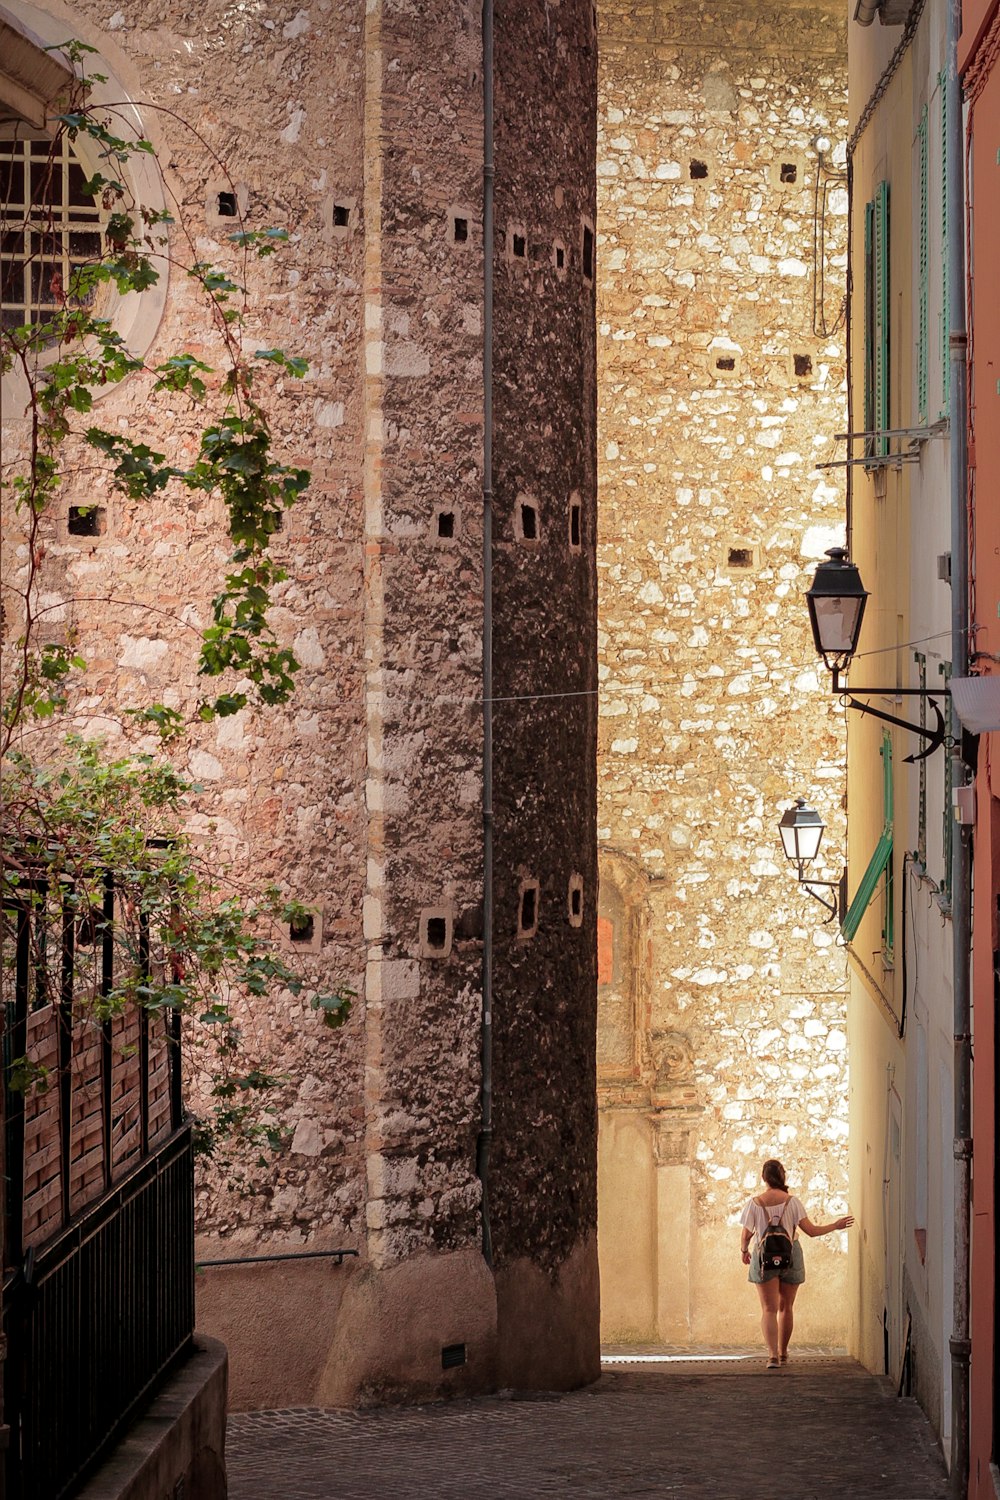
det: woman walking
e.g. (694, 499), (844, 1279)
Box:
(739, 1158), (854, 1369)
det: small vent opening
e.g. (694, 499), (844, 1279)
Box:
(442, 1343), (467, 1370)
(570, 500), (582, 549)
(555, 245), (565, 268)
(512, 232), (526, 258)
(333, 203), (351, 228)
(453, 216), (468, 243)
(426, 916), (448, 951)
(715, 356), (736, 372)
(727, 546), (754, 569)
(689, 159), (709, 180)
(438, 510), (455, 539)
(519, 884), (538, 935)
(582, 224), (594, 279)
(779, 162), (798, 184)
(216, 190), (238, 217)
(793, 353), (813, 377)
(289, 913), (315, 944)
(68, 505), (106, 537)
(520, 502), (538, 541)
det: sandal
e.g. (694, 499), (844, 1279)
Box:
(766, 1356), (780, 1369)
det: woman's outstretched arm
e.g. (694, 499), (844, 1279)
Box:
(798, 1213), (855, 1238)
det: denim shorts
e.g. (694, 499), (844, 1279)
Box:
(749, 1238), (806, 1285)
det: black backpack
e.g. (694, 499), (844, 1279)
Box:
(760, 1205), (794, 1273)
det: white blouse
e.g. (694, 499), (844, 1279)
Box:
(740, 1195), (806, 1241)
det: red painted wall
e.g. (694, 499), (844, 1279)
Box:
(961, 0), (999, 75)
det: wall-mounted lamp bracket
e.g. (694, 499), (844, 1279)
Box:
(794, 870), (844, 924)
(831, 668), (948, 762)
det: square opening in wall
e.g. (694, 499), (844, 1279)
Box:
(68, 505), (106, 537)
(723, 540), (759, 573)
(426, 917), (447, 950)
(779, 162), (798, 184)
(441, 1344), (466, 1370)
(453, 217), (468, 243)
(419, 907), (454, 958)
(326, 196), (356, 238)
(710, 348), (741, 379)
(438, 510), (456, 539)
(582, 224), (594, 280)
(793, 353), (813, 377)
(289, 912), (315, 944)
(518, 882), (539, 937)
(689, 159), (709, 180)
(206, 179), (249, 225)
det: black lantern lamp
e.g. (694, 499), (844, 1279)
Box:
(804, 548), (947, 761)
(779, 797), (825, 872)
(778, 798), (842, 923)
(805, 547), (869, 680)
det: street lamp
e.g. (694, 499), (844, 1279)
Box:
(777, 798), (843, 923)
(805, 547), (869, 678)
(804, 547), (947, 761)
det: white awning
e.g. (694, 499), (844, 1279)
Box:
(950, 676), (1000, 734)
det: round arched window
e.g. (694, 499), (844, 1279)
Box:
(1, 129), (107, 337)
(0, 1), (168, 412)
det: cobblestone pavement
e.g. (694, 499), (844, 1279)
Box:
(226, 1354), (949, 1499)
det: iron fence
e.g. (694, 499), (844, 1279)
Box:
(2, 868), (194, 1499)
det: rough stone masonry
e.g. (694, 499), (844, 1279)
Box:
(1, 0), (598, 1405)
(595, 0), (852, 1348)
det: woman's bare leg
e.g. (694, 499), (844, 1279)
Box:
(755, 1279), (781, 1359)
(777, 1282), (800, 1358)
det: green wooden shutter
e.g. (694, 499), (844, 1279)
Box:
(918, 107), (929, 425)
(881, 731), (894, 957)
(842, 832), (893, 942)
(841, 734), (896, 945)
(874, 182), (890, 457)
(864, 199), (876, 457)
(940, 71), (950, 416)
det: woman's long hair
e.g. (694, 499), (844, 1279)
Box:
(762, 1158), (789, 1193)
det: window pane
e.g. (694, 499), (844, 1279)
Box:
(1, 135), (106, 333)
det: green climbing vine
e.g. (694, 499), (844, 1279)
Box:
(1, 40), (350, 1170)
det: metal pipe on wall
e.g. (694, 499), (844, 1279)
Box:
(476, 0), (495, 1269)
(946, 0), (972, 1488)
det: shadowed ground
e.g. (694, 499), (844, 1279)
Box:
(226, 1354), (948, 1499)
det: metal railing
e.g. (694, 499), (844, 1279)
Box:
(2, 867), (194, 1499)
(4, 1127), (195, 1500)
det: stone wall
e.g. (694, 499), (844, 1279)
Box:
(596, 0), (853, 1347)
(2, 0), (598, 1403)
